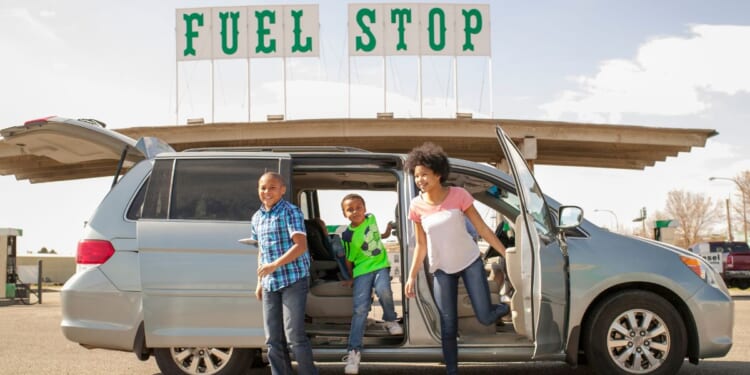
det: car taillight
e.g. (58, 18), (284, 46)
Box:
(77, 240), (115, 265)
(23, 116), (54, 126)
(726, 254), (734, 269)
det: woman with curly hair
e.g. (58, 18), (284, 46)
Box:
(403, 142), (509, 374)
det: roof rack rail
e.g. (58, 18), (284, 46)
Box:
(183, 146), (371, 153)
(77, 118), (107, 128)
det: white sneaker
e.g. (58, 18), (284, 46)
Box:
(344, 349), (360, 374)
(384, 320), (403, 335)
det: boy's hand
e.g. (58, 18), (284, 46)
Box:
(255, 284), (263, 300)
(341, 279), (353, 288)
(257, 262), (278, 278)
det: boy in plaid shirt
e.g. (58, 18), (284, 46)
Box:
(252, 172), (317, 375)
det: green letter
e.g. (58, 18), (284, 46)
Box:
(390, 8), (412, 51)
(427, 8), (446, 51)
(291, 9), (312, 53)
(461, 9), (482, 52)
(219, 11), (240, 55)
(182, 12), (204, 56)
(255, 10), (276, 54)
(355, 8), (376, 52)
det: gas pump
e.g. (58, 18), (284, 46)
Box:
(1, 228), (22, 299)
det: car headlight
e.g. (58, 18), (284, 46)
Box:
(680, 255), (728, 292)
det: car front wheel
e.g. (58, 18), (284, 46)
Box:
(583, 290), (687, 375)
(154, 347), (257, 375)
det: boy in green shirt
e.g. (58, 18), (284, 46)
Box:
(340, 193), (402, 374)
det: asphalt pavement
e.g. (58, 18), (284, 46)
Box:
(1, 288), (748, 375)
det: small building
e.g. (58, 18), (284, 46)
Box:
(17, 254), (76, 285)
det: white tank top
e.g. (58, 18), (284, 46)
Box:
(409, 187), (480, 274)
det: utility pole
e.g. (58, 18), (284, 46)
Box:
(710, 177), (748, 243)
(594, 209), (620, 232)
(632, 206), (647, 238)
(725, 198), (734, 241)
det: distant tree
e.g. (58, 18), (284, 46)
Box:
(50, 249), (57, 254)
(665, 190), (722, 248)
(38, 247), (49, 254)
(732, 170), (750, 238)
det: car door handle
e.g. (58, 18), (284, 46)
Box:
(238, 238), (258, 246)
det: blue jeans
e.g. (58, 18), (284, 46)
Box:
(263, 278), (318, 375)
(348, 267), (397, 351)
(433, 257), (508, 374)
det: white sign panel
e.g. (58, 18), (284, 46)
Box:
(177, 5), (319, 60)
(284, 5), (318, 58)
(385, 4), (421, 55)
(211, 7), (249, 59)
(455, 4), (490, 56)
(418, 4), (456, 55)
(348, 3), (490, 56)
(177, 8), (214, 61)
(348, 4), (385, 56)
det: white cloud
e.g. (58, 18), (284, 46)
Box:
(210, 78), (490, 121)
(540, 25), (750, 121)
(536, 138), (750, 235)
(1, 8), (63, 44)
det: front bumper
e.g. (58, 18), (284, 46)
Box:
(687, 284), (733, 359)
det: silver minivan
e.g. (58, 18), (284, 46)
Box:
(0, 117), (733, 375)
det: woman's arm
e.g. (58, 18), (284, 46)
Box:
(465, 205), (507, 257)
(405, 221), (428, 299)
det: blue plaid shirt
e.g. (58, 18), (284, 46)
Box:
(251, 199), (310, 292)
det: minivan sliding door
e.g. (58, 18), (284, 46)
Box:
(137, 156), (291, 347)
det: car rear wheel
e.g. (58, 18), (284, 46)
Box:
(583, 290), (687, 375)
(154, 347), (257, 375)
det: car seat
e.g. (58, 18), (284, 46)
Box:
(304, 219), (354, 322)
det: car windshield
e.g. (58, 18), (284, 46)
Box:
(711, 242), (750, 253)
(728, 243), (750, 253)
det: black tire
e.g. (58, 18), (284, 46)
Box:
(248, 349), (267, 369)
(583, 290), (687, 375)
(154, 347), (254, 375)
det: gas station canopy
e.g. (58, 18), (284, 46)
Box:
(0, 118), (717, 183)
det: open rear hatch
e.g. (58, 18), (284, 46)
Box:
(0, 116), (172, 184)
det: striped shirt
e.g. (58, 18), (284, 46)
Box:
(251, 199), (310, 292)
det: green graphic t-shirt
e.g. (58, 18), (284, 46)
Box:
(341, 213), (390, 278)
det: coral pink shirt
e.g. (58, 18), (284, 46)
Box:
(408, 187), (480, 273)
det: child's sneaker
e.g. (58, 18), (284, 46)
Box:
(344, 349), (361, 374)
(384, 320), (403, 335)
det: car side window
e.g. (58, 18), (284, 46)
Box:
(142, 159), (174, 219)
(126, 176), (150, 220)
(142, 158), (278, 221)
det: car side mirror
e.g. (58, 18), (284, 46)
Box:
(558, 206), (583, 230)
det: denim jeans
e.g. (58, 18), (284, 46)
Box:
(263, 277), (318, 375)
(348, 267), (397, 351)
(433, 257), (508, 374)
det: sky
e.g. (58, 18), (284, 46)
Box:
(1, 0), (749, 256)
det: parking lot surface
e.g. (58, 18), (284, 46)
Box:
(1, 288), (749, 374)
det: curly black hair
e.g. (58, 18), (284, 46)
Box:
(404, 142), (450, 183)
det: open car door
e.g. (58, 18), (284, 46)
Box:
(0, 116), (172, 183)
(495, 125), (568, 359)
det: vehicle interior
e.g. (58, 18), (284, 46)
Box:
(290, 165), (532, 348)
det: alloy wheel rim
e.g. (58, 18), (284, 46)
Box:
(170, 347), (233, 375)
(606, 308), (670, 374)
